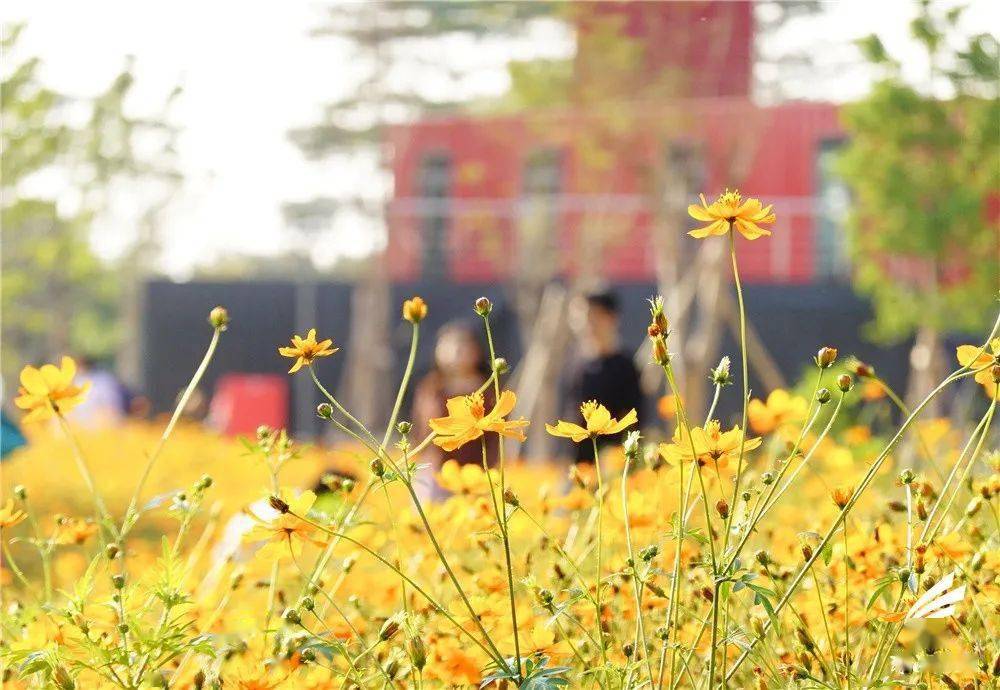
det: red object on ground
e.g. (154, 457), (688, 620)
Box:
(210, 374), (289, 437)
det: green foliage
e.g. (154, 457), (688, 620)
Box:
(1, 25), (180, 379)
(837, 4), (999, 342)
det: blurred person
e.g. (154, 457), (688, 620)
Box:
(411, 320), (497, 494)
(562, 288), (644, 462)
(73, 356), (130, 427)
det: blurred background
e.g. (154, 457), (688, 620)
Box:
(2, 0), (998, 458)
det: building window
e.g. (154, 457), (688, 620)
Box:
(418, 152), (451, 279)
(815, 139), (850, 280)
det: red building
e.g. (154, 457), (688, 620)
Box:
(387, 2), (848, 286)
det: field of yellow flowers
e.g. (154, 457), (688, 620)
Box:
(2, 191), (999, 690)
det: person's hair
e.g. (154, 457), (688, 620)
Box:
(431, 319), (491, 377)
(583, 288), (620, 316)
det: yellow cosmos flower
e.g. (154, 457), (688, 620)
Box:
(402, 296), (428, 323)
(436, 459), (497, 495)
(13, 356), (90, 423)
(0, 500), (26, 529)
(956, 338), (1000, 398)
(277, 329), (338, 374)
(688, 189), (776, 241)
(546, 401), (637, 443)
(429, 390), (528, 452)
(246, 490), (326, 560)
(658, 420), (761, 468)
(52, 517), (98, 545)
(747, 389), (808, 435)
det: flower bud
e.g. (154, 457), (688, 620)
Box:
(409, 637), (427, 670)
(992, 365), (1000, 384)
(761, 472), (775, 486)
(816, 388), (832, 404)
(537, 588), (554, 605)
(493, 357), (508, 375)
(13, 485), (27, 500)
(716, 499), (729, 519)
(622, 642), (634, 658)
(639, 544), (659, 562)
(623, 430), (641, 461)
(112, 574), (126, 589)
(402, 296), (428, 324)
(370, 457), (385, 477)
(379, 617), (401, 641)
(755, 549), (770, 566)
(256, 425), (272, 441)
(105, 543), (121, 560)
(300, 648), (316, 663)
(831, 487), (853, 509)
(196, 474), (213, 490)
(396, 421), (412, 435)
(648, 296), (669, 334)
(268, 496), (290, 514)
(851, 360), (875, 378)
(316, 403), (333, 420)
(474, 297), (492, 316)
(208, 306), (230, 331)
(710, 356), (732, 386)
(837, 374), (854, 392)
(899, 468), (915, 485)
(503, 488), (519, 508)
(652, 336), (670, 366)
(701, 586), (714, 602)
(815, 347), (838, 369)
(916, 500), (928, 521)
(282, 608), (301, 625)
(54, 665), (75, 690)
(300, 596), (315, 612)
(965, 497), (983, 517)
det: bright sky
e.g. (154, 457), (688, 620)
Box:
(3, 1), (997, 278)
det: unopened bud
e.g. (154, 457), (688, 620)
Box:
(13, 485), (27, 500)
(816, 388), (832, 404)
(105, 543), (120, 560)
(852, 361), (875, 378)
(639, 545), (659, 562)
(648, 296), (669, 334)
(710, 356), (732, 386)
(965, 497), (983, 517)
(815, 347), (838, 369)
(652, 336), (670, 366)
(111, 574), (126, 589)
(409, 637), (427, 670)
(493, 357), (508, 374)
(474, 297), (492, 316)
(268, 496), (290, 514)
(208, 306), (230, 331)
(396, 421), (412, 435)
(837, 374), (854, 392)
(370, 457), (385, 477)
(300, 648), (316, 663)
(316, 403), (333, 419)
(282, 608), (301, 625)
(761, 472), (775, 486)
(701, 587), (714, 602)
(755, 550), (770, 566)
(716, 499), (729, 519)
(899, 468), (915, 485)
(379, 617), (401, 641)
(622, 642), (634, 658)
(992, 365), (1000, 384)
(503, 488), (519, 507)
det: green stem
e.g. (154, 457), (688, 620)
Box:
(591, 436), (609, 671)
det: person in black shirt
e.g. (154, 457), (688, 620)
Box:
(562, 288), (644, 462)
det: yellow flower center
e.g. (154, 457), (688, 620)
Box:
(580, 400), (600, 419)
(466, 392), (486, 420)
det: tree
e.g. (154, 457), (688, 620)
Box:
(287, 1), (554, 425)
(1, 25), (181, 385)
(837, 1), (999, 402)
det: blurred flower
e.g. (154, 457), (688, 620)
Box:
(14, 356), (90, 423)
(278, 329), (338, 374)
(747, 389), (807, 435)
(687, 189), (776, 240)
(437, 459), (496, 495)
(52, 517), (98, 546)
(429, 390), (528, 452)
(657, 394), (677, 420)
(955, 338), (1000, 398)
(0, 500), (26, 529)
(546, 401), (637, 443)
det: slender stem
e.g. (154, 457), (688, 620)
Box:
(291, 511), (508, 670)
(591, 436), (609, 671)
(381, 324), (419, 448)
(482, 314), (522, 680)
(843, 521), (851, 690)
(55, 413), (110, 527)
(621, 455), (653, 687)
(723, 228), (750, 558)
(124, 327), (221, 529)
(723, 327), (1000, 683)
